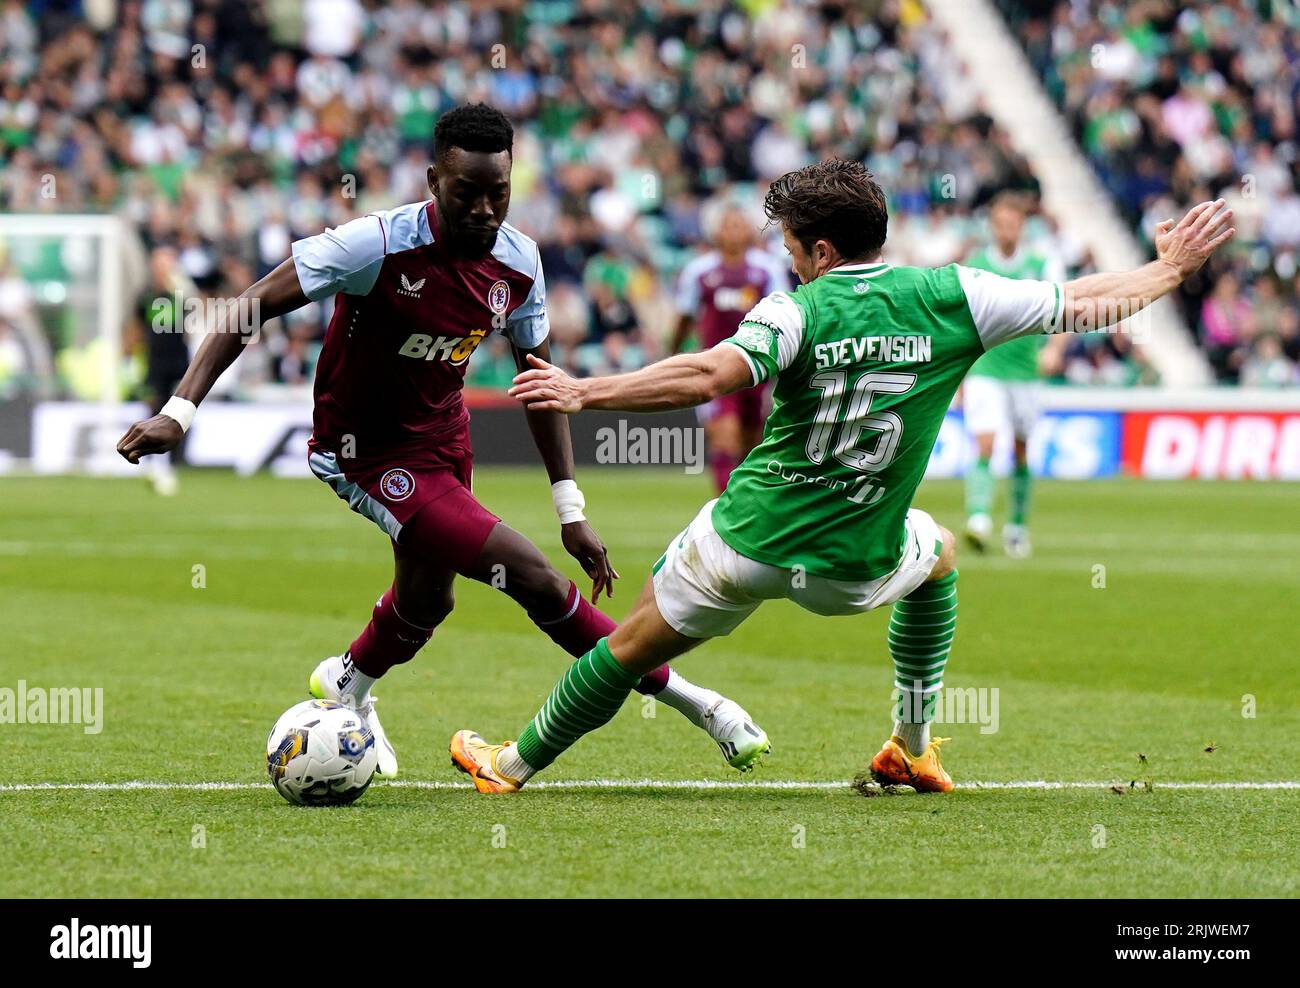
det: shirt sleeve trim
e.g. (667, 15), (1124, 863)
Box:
(718, 339), (767, 385)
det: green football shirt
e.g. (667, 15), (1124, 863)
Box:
(965, 246), (1065, 382)
(712, 261), (1063, 582)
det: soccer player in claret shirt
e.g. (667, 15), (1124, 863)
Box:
(450, 160), (1234, 795)
(116, 103), (769, 778)
(669, 205), (790, 492)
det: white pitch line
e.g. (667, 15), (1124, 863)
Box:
(0, 779), (1298, 793)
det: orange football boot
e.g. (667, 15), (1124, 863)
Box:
(870, 735), (954, 793)
(449, 730), (523, 794)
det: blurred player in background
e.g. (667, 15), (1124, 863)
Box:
(961, 193), (1069, 558)
(137, 247), (194, 498)
(670, 205), (788, 492)
(116, 104), (768, 778)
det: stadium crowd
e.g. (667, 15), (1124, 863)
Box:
(2, 0), (1148, 404)
(1005, 0), (1300, 386)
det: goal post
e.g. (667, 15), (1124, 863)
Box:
(0, 213), (143, 473)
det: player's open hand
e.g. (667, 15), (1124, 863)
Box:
(116, 414), (184, 464)
(509, 353), (586, 413)
(1037, 347), (1064, 377)
(561, 520), (620, 601)
(1155, 199), (1236, 280)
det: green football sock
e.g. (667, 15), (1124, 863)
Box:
(889, 570), (958, 755)
(514, 637), (640, 772)
(965, 455), (994, 518)
(1010, 461), (1032, 526)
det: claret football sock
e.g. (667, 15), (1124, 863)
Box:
(635, 664), (671, 694)
(1010, 461), (1032, 526)
(513, 637), (640, 773)
(652, 669), (722, 728)
(348, 586), (433, 680)
(529, 579), (615, 655)
(530, 580), (673, 697)
(888, 570), (958, 756)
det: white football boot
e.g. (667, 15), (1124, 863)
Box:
(1002, 523), (1032, 559)
(309, 654), (398, 779)
(703, 698), (770, 772)
(964, 513), (993, 553)
(149, 457), (179, 497)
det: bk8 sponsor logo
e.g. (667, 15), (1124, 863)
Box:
(398, 329), (488, 365)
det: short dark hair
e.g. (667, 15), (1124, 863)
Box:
(433, 103), (514, 161)
(989, 189), (1029, 214)
(763, 159), (888, 259)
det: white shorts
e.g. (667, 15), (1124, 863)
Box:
(652, 500), (943, 639)
(963, 375), (1040, 440)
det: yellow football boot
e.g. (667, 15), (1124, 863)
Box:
(870, 735), (954, 793)
(449, 730), (523, 794)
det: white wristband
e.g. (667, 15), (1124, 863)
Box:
(159, 396), (197, 433)
(551, 479), (586, 524)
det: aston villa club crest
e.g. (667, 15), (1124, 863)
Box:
(379, 468), (415, 501)
(488, 280), (510, 314)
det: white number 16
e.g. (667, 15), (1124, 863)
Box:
(806, 370), (917, 473)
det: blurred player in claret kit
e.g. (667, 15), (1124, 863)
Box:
(670, 205), (790, 492)
(115, 103), (769, 778)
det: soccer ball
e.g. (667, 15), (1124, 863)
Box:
(266, 698), (377, 806)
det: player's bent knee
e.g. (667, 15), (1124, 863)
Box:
(502, 554), (571, 612)
(474, 525), (570, 610)
(929, 526), (958, 581)
(394, 587), (453, 628)
(417, 590), (455, 628)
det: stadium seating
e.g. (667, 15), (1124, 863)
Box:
(999, 0), (1300, 385)
(5, 0), (1274, 396)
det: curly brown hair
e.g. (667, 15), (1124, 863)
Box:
(763, 159), (888, 260)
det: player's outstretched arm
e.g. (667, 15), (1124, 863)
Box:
(508, 344), (753, 414)
(511, 338), (620, 600)
(1059, 199), (1235, 333)
(116, 259), (310, 463)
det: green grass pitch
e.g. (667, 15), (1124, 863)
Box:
(1, 468), (1297, 898)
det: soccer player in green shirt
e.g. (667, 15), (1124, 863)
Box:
(961, 193), (1069, 558)
(450, 161), (1234, 794)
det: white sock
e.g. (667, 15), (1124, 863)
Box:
(332, 653), (377, 704)
(654, 669), (723, 729)
(496, 743), (535, 783)
(893, 718), (931, 757)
